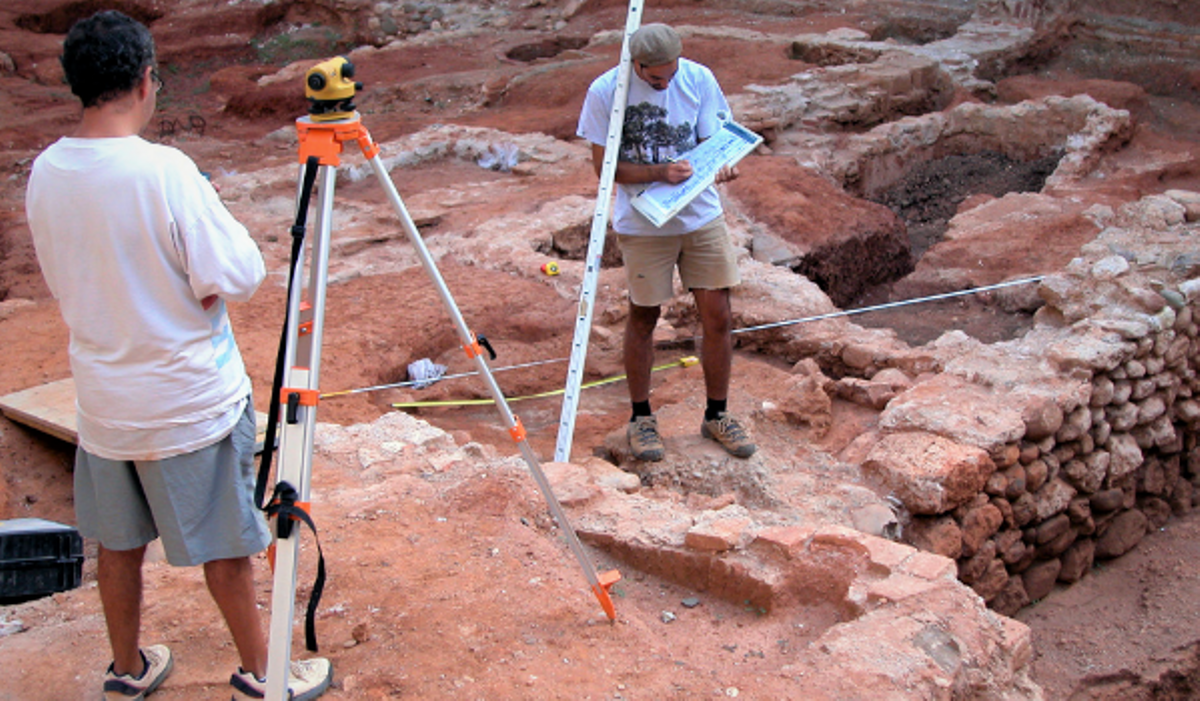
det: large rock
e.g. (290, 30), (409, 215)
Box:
(863, 431), (996, 515)
(996, 75), (1150, 117)
(893, 192), (1101, 299)
(1106, 432), (1145, 482)
(1022, 558), (1063, 602)
(879, 373), (1027, 456)
(905, 515), (964, 558)
(1095, 508), (1149, 558)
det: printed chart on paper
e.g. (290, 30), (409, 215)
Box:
(631, 121), (762, 228)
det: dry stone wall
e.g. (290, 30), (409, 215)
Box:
(716, 0), (1200, 617)
(856, 191), (1200, 615)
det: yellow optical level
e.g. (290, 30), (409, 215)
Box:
(305, 56), (362, 121)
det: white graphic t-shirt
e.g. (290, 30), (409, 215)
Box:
(578, 58), (731, 235)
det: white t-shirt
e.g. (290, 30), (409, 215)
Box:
(26, 135), (265, 461)
(577, 57), (731, 236)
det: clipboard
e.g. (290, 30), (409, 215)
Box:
(630, 121), (762, 228)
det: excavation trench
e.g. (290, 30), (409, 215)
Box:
(870, 149), (1062, 262)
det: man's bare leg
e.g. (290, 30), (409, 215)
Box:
(693, 288), (733, 402)
(205, 556), (268, 678)
(98, 544), (147, 676)
(625, 302), (661, 404)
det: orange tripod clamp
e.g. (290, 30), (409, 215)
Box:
(296, 114), (379, 167)
(280, 387), (319, 425)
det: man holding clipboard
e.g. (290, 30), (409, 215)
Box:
(577, 23), (757, 461)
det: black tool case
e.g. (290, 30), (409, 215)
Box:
(0, 518), (83, 601)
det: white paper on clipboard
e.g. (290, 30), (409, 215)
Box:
(630, 121), (762, 228)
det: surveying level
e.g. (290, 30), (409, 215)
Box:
(261, 58), (621, 701)
(305, 56), (362, 121)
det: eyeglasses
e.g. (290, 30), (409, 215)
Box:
(150, 68), (163, 94)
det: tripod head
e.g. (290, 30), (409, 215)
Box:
(305, 56), (362, 122)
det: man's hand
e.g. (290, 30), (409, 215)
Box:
(590, 144), (699, 186)
(663, 159), (693, 184)
(714, 164), (740, 184)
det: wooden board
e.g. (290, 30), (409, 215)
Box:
(0, 378), (78, 444)
(0, 378), (270, 452)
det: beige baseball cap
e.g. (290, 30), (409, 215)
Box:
(629, 23), (682, 66)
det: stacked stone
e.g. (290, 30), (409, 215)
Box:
(987, 289), (1197, 615)
(867, 193), (1200, 616)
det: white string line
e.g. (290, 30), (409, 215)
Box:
(322, 357), (569, 397)
(732, 275), (1045, 336)
(324, 276), (1044, 397)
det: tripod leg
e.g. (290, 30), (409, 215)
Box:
(363, 152), (620, 620)
(265, 163), (338, 699)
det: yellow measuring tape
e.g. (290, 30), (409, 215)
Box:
(391, 356), (698, 409)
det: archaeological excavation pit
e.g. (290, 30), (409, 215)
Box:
(504, 36), (589, 63)
(273, 8), (1200, 695)
(4, 0), (1200, 698)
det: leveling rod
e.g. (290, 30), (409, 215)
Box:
(554, 0), (644, 463)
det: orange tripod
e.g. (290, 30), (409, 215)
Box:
(262, 107), (620, 700)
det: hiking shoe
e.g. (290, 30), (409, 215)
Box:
(103, 644), (173, 700)
(230, 658), (333, 701)
(701, 412), (757, 458)
(627, 415), (665, 461)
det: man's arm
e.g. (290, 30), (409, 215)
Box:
(589, 143), (739, 185)
(176, 178), (266, 306)
(590, 143), (693, 185)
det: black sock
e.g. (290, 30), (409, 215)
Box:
(705, 399), (726, 422)
(631, 400), (652, 421)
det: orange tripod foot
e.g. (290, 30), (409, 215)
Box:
(593, 569), (622, 622)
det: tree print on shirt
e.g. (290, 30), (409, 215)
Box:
(619, 102), (695, 164)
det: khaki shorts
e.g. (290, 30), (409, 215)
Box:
(617, 215), (741, 307)
(73, 400), (270, 567)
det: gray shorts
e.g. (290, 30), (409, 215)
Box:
(617, 215), (741, 307)
(73, 400), (270, 567)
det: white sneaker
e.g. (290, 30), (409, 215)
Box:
(229, 658), (333, 701)
(103, 644), (174, 700)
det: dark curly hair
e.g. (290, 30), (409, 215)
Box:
(61, 10), (156, 108)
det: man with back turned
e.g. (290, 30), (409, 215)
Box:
(25, 10), (331, 700)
